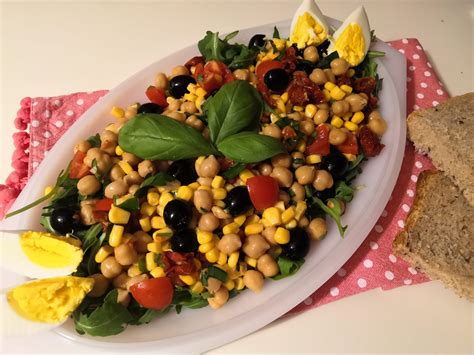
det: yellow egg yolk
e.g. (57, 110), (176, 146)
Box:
(334, 23), (366, 66)
(7, 276), (94, 323)
(20, 231), (83, 268)
(291, 12), (327, 49)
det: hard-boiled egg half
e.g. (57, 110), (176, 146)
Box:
(290, 0), (330, 49)
(329, 6), (372, 66)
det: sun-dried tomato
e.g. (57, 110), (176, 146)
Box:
(288, 71), (326, 106)
(184, 56), (205, 69)
(281, 46), (298, 73)
(163, 251), (196, 286)
(354, 77), (377, 95)
(337, 74), (351, 87)
(218, 157), (235, 171)
(358, 126), (384, 157)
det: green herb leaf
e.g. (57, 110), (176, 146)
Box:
(113, 195), (139, 212)
(138, 256), (147, 273)
(272, 26), (280, 39)
(316, 51), (339, 69)
(118, 114), (219, 161)
(81, 224), (103, 254)
(134, 172), (174, 198)
(127, 299), (171, 325)
(221, 162), (247, 179)
(172, 287), (209, 310)
(87, 133), (101, 148)
(206, 81), (263, 144)
(217, 132), (285, 163)
(272, 257), (304, 280)
(74, 289), (133, 337)
(335, 181), (354, 202)
(207, 265), (228, 282)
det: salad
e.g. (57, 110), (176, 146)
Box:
(2, 1), (387, 337)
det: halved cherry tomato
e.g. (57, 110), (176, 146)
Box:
(281, 126), (297, 139)
(194, 60), (234, 93)
(130, 277), (173, 310)
(306, 125), (330, 156)
(246, 176), (280, 211)
(337, 133), (359, 155)
(256, 60), (284, 83)
(145, 86), (168, 108)
(69, 151), (90, 179)
(94, 198), (113, 212)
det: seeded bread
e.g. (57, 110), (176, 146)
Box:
(407, 92), (474, 205)
(393, 171), (474, 301)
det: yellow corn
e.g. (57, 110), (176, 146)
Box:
(118, 161), (133, 174)
(156, 204), (165, 217)
(347, 68), (355, 77)
(179, 275), (196, 286)
(108, 225), (124, 247)
(304, 104), (317, 119)
(158, 192), (174, 207)
(344, 121), (358, 132)
(306, 154), (322, 165)
(281, 92), (289, 104)
(294, 201), (307, 220)
(128, 264), (142, 277)
(146, 252), (158, 271)
(195, 87), (207, 97)
(214, 200), (225, 208)
(248, 65), (255, 73)
(191, 281), (205, 294)
(293, 105), (304, 112)
(205, 248), (220, 263)
(224, 279), (235, 291)
(115, 145), (124, 156)
(331, 116), (344, 128)
(274, 201), (285, 212)
(147, 241), (162, 253)
(161, 241), (172, 251)
(224, 183), (234, 192)
(228, 251), (240, 268)
(111, 106), (124, 119)
(270, 113), (280, 123)
(262, 207), (282, 226)
(195, 96), (205, 111)
(197, 230), (214, 244)
(234, 215), (246, 226)
(343, 153), (357, 162)
(245, 256), (257, 268)
(187, 83), (197, 94)
(176, 186), (194, 201)
(351, 111), (365, 124)
(274, 227), (290, 244)
(150, 266), (165, 278)
(183, 92), (197, 102)
(140, 202), (156, 217)
(212, 188), (227, 200)
(239, 169), (254, 184)
(153, 227), (173, 238)
(330, 87), (346, 101)
(188, 182), (200, 190)
(244, 214), (260, 226)
(296, 140), (306, 153)
(340, 84), (353, 94)
(217, 252), (228, 266)
(151, 216), (166, 229)
(109, 206), (130, 224)
(44, 186), (53, 196)
(115, 195), (133, 206)
(223, 222), (240, 235)
(211, 176), (225, 189)
(147, 191), (160, 206)
(239, 262), (247, 275)
(281, 207), (296, 224)
(235, 277), (245, 290)
(198, 242), (215, 253)
(95, 245), (113, 263)
(273, 38), (286, 51)
(322, 89), (331, 101)
(139, 217), (151, 232)
(285, 219), (298, 229)
(245, 223), (264, 236)
(277, 99), (287, 115)
(324, 82), (336, 91)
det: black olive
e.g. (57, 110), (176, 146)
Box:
(171, 229), (199, 253)
(296, 59), (316, 75)
(163, 199), (192, 230)
(320, 153), (348, 179)
(224, 186), (252, 216)
(264, 68), (289, 92)
(137, 103), (163, 114)
(282, 228), (310, 260)
(317, 40), (330, 57)
(167, 159), (198, 185)
(248, 34), (266, 48)
(50, 208), (77, 235)
(314, 185), (336, 203)
(291, 43), (305, 57)
(169, 75), (196, 98)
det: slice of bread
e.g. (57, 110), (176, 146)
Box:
(393, 171), (474, 301)
(407, 93), (474, 206)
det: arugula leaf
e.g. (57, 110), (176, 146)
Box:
(74, 289), (133, 337)
(335, 181), (354, 203)
(80, 223), (104, 253)
(86, 230), (107, 275)
(87, 133), (101, 148)
(206, 81), (264, 144)
(134, 172), (174, 198)
(221, 162), (247, 179)
(118, 114), (219, 161)
(272, 257), (304, 280)
(207, 265), (228, 282)
(172, 287), (209, 310)
(272, 26), (280, 39)
(113, 195), (139, 212)
(217, 132), (285, 163)
(343, 153), (366, 182)
(127, 299), (171, 325)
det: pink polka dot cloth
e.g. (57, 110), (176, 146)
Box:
(0, 39), (449, 314)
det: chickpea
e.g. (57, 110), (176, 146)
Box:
(262, 226), (277, 245)
(242, 234), (270, 259)
(291, 151), (305, 168)
(194, 189), (213, 213)
(323, 68), (336, 83)
(113, 272), (130, 289)
(329, 128), (348, 146)
(208, 287), (229, 309)
(100, 130), (118, 154)
(330, 58), (350, 76)
(133, 231), (152, 253)
(300, 119), (315, 135)
(306, 217), (327, 240)
(359, 92), (369, 101)
(313, 170), (334, 191)
(332, 100), (350, 116)
(314, 109), (329, 124)
(180, 101), (197, 114)
(298, 216), (310, 228)
(137, 160), (156, 178)
(258, 163), (273, 176)
(109, 164), (125, 181)
(257, 254), (279, 277)
(367, 118), (387, 136)
(368, 110), (383, 121)
(303, 46), (319, 63)
(217, 233), (242, 255)
(295, 165), (315, 185)
(207, 277), (222, 294)
(125, 105), (138, 120)
(197, 177), (212, 186)
(243, 270), (264, 293)
(270, 167), (293, 188)
(116, 288), (131, 307)
(122, 152), (141, 166)
(185, 115), (204, 131)
(198, 212), (220, 232)
(74, 140), (91, 153)
(77, 175), (100, 196)
(104, 179), (128, 199)
(318, 103), (330, 110)
(233, 69), (249, 81)
(154, 72), (168, 90)
(114, 243), (138, 266)
(84, 148), (103, 167)
(287, 112), (302, 121)
(345, 94), (368, 112)
(167, 111), (187, 122)
(96, 154), (113, 174)
(290, 182), (305, 202)
(124, 171), (143, 185)
(80, 203), (96, 225)
(88, 273), (110, 297)
(309, 68), (327, 85)
(100, 256), (122, 279)
(171, 65), (189, 77)
(212, 206), (231, 219)
(128, 184), (140, 195)
(125, 274), (149, 291)
(198, 155), (220, 178)
(106, 122), (124, 134)
(262, 124), (282, 139)
(271, 153), (292, 168)
(279, 191), (290, 205)
(168, 99), (182, 111)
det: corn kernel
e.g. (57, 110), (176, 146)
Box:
(115, 195), (133, 206)
(322, 89), (331, 101)
(127, 265), (142, 277)
(118, 161), (133, 175)
(331, 116), (344, 128)
(140, 202), (156, 217)
(306, 154), (322, 165)
(217, 252), (228, 266)
(276, 99), (286, 114)
(304, 104), (317, 119)
(147, 191), (160, 206)
(95, 245), (113, 263)
(234, 215), (246, 226)
(343, 153), (357, 162)
(147, 241), (162, 253)
(139, 217), (151, 232)
(214, 200), (225, 208)
(344, 121), (358, 132)
(115, 145), (124, 156)
(228, 252), (240, 268)
(195, 87), (207, 97)
(274, 201), (286, 212)
(212, 188), (227, 200)
(281, 207), (296, 224)
(109, 206), (131, 224)
(340, 84), (353, 94)
(205, 248), (220, 263)
(295, 201), (307, 220)
(179, 275), (196, 286)
(239, 169), (254, 184)
(153, 227), (173, 238)
(224, 183), (234, 192)
(191, 281), (205, 294)
(285, 219), (298, 229)
(198, 242), (215, 253)
(195, 156), (205, 171)
(197, 230), (214, 244)
(262, 207), (282, 226)
(223, 222), (240, 235)
(347, 68), (355, 77)
(176, 186), (194, 201)
(244, 223), (264, 235)
(293, 105), (304, 112)
(151, 216), (166, 229)
(156, 204), (165, 217)
(324, 82), (336, 91)
(209, 176), (224, 189)
(273, 38), (286, 51)
(248, 65), (255, 73)
(195, 96), (205, 111)
(145, 252), (158, 271)
(111, 106), (124, 119)
(224, 279), (235, 291)
(161, 241), (171, 251)
(150, 266), (165, 278)
(330, 87), (346, 101)
(274, 227), (290, 244)
(244, 214), (260, 226)
(44, 186), (53, 196)
(187, 83), (197, 94)
(158, 192), (174, 207)
(270, 113), (280, 123)
(235, 277), (245, 290)
(109, 225), (124, 247)
(245, 256), (257, 268)
(281, 92), (289, 104)
(297, 140), (306, 153)
(351, 111), (365, 124)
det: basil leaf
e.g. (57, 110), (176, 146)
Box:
(207, 265), (228, 282)
(113, 195), (139, 212)
(134, 172), (174, 198)
(87, 133), (101, 148)
(272, 257), (304, 280)
(217, 132), (285, 163)
(118, 114), (218, 161)
(206, 81), (263, 144)
(221, 162), (246, 179)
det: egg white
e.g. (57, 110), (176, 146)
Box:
(290, 0), (330, 42)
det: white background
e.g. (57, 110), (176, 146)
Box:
(1, 0), (473, 353)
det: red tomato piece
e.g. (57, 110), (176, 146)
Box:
(246, 176), (280, 211)
(194, 60), (234, 93)
(306, 125), (330, 156)
(337, 133), (359, 155)
(184, 55), (204, 69)
(145, 86), (168, 108)
(69, 151), (90, 179)
(256, 60), (284, 83)
(94, 198), (113, 211)
(129, 277), (173, 310)
(358, 126), (384, 157)
(281, 126), (297, 139)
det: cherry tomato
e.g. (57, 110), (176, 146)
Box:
(129, 277), (173, 310)
(69, 151), (90, 179)
(337, 133), (359, 155)
(194, 60), (234, 93)
(94, 198), (113, 211)
(306, 125), (330, 156)
(246, 176), (280, 211)
(256, 60), (284, 83)
(145, 86), (168, 108)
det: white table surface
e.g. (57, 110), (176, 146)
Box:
(1, 0), (473, 354)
